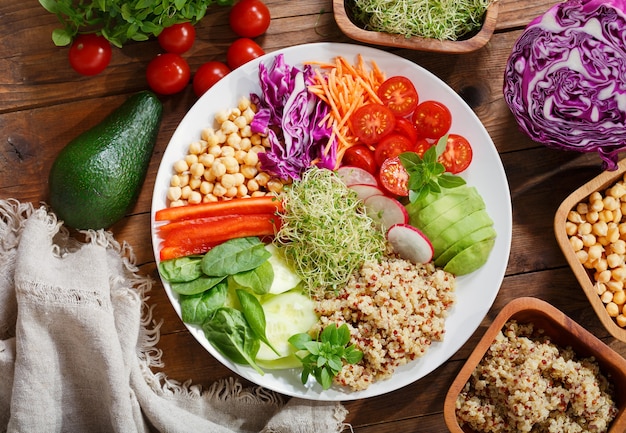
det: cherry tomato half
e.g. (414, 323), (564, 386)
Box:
(374, 133), (413, 167)
(440, 134), (473, 174)
(342, 144), (377, 174)
(412, 100), (452, 140)
(158, 22), (196, 54)
(68, 34), (112, 76)
(393, 116), (419, 144)
(146, 53), (190, 95)
(350, 103), (396, 146)
(227, 38), (265, 70)
(379, 156), (409, 197)
(413, 138), (434, 157)
(229, 0), (271, 38)
(377, 76), (419, 117)
(193, 61), (231, 97)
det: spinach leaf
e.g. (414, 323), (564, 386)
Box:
(202, 307), (264, 375)
(201, 237), (270, 277)
(170, 275), (226, 295)
(231, 260), (274, 295)
(180, 281), (228, 324)
(158, 255), (203, 283)
(236, 289), (280, 357)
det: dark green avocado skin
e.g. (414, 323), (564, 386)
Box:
(49, 91), (163, 230)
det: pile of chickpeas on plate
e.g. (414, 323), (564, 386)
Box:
(566, 176), (626, 327)
(166, 96), (289, 207)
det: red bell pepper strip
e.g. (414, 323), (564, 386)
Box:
(155, 196), (284, 222)
(159, 213), (281, 260)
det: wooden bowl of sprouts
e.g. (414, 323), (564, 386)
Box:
(333, 0), (499, 54)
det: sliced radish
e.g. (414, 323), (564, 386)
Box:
(336, 166), (378, 187)
(387, 224), (434, 264)
(364, 194), (409, 229)
(350, 183), (384, 202)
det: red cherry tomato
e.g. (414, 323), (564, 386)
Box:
(227, 38), (265, 70)
(374, 133), (413, 167)
(342, 144), (377, 174)
(68, 34), (112, 76)
(377, 76), (419, 117)
(193, 61), (231, 97)
(413, 138), (434, 157)
(350, 103), (396, 146)
(440, 134), (473, 174)
(412, 100), (452, 140)
(146, 53), (190, 95)
(393, 117), (419, 144)
(229, 0), (271, 38)
(158, 22), (196, 54)
(378, 156), (409, 197)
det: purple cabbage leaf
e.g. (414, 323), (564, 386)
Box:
(503, 0), (626, 170)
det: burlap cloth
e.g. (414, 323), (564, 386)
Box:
(0, 199), (348, 432)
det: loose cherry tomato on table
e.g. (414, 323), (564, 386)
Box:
(439, 134), (473, 174)
(350, 103), (396, 145)
(393, 117), (419, 144)
(146, 53), (190, 95)
(68, 34), (112, 76)
(229, 0), (271, 38)
(412, 100), (452, 139)
(193, 61), (231, 97)
(342, 144), (377, 174)
(158, 22), (196, 54)
(378, 156), (409, 197)
(374, 133), (413, 167)
(227, 38), (265, 70)
(377, 76), (419, 117)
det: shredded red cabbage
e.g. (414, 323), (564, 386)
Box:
(251, 54), (336, 180)
(503, 0), (626, 170)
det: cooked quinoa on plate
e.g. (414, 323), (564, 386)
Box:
(456, 320), (618, 433)
(314, 255), (456, 391)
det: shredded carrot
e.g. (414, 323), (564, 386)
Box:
(305, 55), (387, 167)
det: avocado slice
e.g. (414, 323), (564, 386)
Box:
(409, 185), (480, 228)
(434, 225), (497, 267)
(443, 237), (496, 276)
(49, 91), (162, 230)
(430, 209), (494, 257)
(419, 190), (486, 241)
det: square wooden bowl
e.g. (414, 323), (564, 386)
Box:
(444, 297), (626, 433)
(554, 158), (626, 343)
(332, 0), (499, 54)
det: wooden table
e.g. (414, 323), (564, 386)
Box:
(3, 1), (625, 431)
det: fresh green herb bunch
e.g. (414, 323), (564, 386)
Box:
(289, 323), (363, 390)
(399, 135), (466, 203)
(39, 0), (234, 47)
(350, 0), (492, 41)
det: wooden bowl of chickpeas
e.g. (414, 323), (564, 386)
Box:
(555, 158), (626, 342)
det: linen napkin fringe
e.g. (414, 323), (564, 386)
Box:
(0, 199), (349, 433)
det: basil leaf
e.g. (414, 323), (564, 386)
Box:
(201, 237), (270, 277)
(180, 280), (228, 324)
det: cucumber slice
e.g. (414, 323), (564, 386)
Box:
(256, 290), (318, 362)
(265, 244), (302, 295)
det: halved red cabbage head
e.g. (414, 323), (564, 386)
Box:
(503, 0), (626, 170)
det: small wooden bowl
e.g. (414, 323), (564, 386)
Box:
(444, 297), (626, 433)
(333, 0), (499, 54)
(554, 158), (626, 343)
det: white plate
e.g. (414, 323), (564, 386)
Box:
(151, 42), (512, 401)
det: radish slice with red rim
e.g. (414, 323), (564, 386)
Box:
(349, 184), (384, 202)
(336, 166), (378, 186)
(364, 194), (408, 230)
(387, 223), (434, 264)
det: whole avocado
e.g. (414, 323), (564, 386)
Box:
(49, 91), (162, 230)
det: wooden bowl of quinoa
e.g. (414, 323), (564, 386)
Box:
(333, 0), (499, 54)
(444, 297), (626, 433)
(555, 158), (626, 343)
